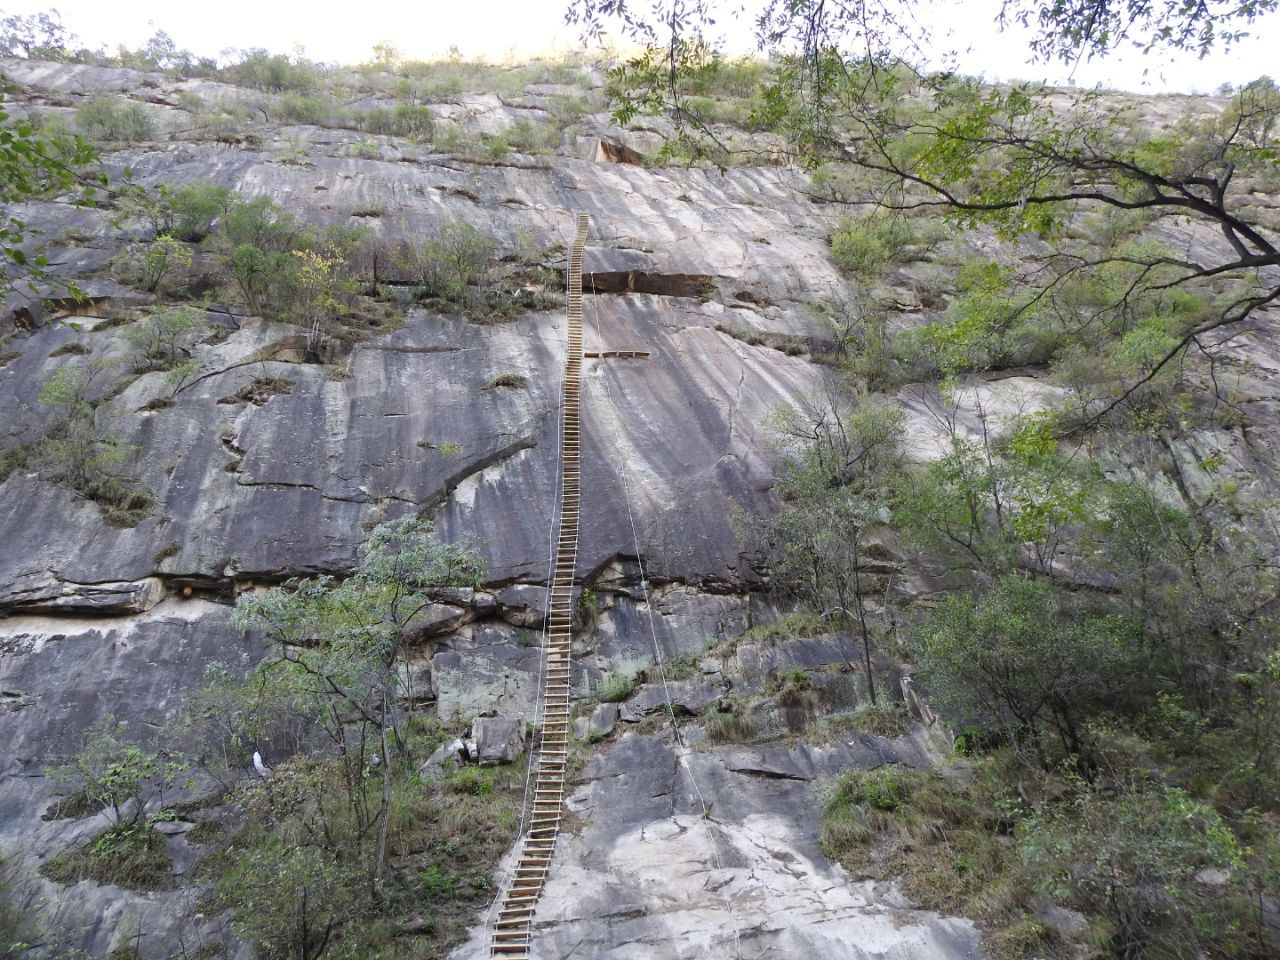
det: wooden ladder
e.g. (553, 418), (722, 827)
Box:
(488, 212), (589, 959)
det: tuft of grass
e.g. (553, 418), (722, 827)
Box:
(596, 670), (637, 703)
(821, 766), (1058, 960)
(80, 476), (156, 527)
(775, 668), (814, 707)
(42, 789), (102, 820)
(444, 766), (495, 797)
(41, 823), (173, 892)
(733, 611), (829, 650)
(216, 376), (293, 406)
(49, 342), (91, 357)
(0, 440), (36, 483)
(185, 819), (225, 845)
(485, 372), (528, 389)
(984, 919), (1068, 960)
(826, 701), (912, 739)
(707, 704), (758, 743)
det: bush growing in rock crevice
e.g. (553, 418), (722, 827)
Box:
(830, 213), (925, 282)
(404, 218), (564, 323)
(125, 305), (203, 374)
(40, 823), (174, 892)
(0, 358), (156, 525)
(40, 716), (189, 893)
(75, 94), (156, 143)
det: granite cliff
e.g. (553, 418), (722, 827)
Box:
(0, 50), (1276, 960)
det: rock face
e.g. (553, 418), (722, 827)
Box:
(4, 55), (1278, 960)
(449, 731), (983, 960)
(0, 602), (263, 955)
(470, 715), (527, 765)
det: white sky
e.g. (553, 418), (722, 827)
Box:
(5, 0), (1278, 94)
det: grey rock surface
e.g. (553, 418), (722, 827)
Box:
(0, 602), (263, 957)
(449, 731), (984, 960)
(470, 714), (527, 765)
(587, 702), (619, 738)
(423, 738), (471, 777)
(0, 575), (165, 615)
(431, 626), (543, 720)
(8, 55), (1271, 960)
(618, 679), (721, 722)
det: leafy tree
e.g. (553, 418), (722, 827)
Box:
(200, 519), (492, 958)
(219, 194), (299, 251)
(114, 182), (232, 242)
(414, 218), (496, 302)
(208, 195), (364, 327)
(226, 242), (282, 316)
(35, 354), (113, 417)
(212, 813), (365, 960)
(54, 715), (188, 829)
(766, 375), (904, 487)
(111, 29), (212, 75)
(75, 94), (156, 143)
(746, 385), (904, 701)
(169, 182), (231, 241)
(829, 213), (918, 282)
(998, 0), (1280, 61)
(230, 518), (483, 888)
(1086, 478), (1280, 807)
(290, 245), (354, 355)
(28, 358), (155, 524)
(226, 48), (320, 94)
(125, 305), (203, 371)
(911, 574), (1144, 765)
(0, 10), (76, 60)
(1020, 780), (1246, 958)
(120, 234), (192, 293)
(894, 406), (1101, 577)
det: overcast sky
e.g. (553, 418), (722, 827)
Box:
(4, 0), (1277, 94)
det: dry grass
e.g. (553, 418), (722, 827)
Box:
(41, 824), (174, 892)
(821, 766), (1066, 960)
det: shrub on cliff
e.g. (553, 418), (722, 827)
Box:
(75, 95), (156, 144)
(189, 519), (511, 958)
(16, 358), (157, 525)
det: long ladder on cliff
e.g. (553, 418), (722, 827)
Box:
(488, 212), (589, 959)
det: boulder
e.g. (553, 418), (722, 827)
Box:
(588, 702), (619, 739)
(431, 635), (541, 720)
(470, 715), (526, 765)
(403, 602), (472, 642)
(594, 137), (646, 165)
(494, 583), (549, 628)
(395, 658), (432, 705)
(0, 575), (165, 615)
(422, 737), (471, 777)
